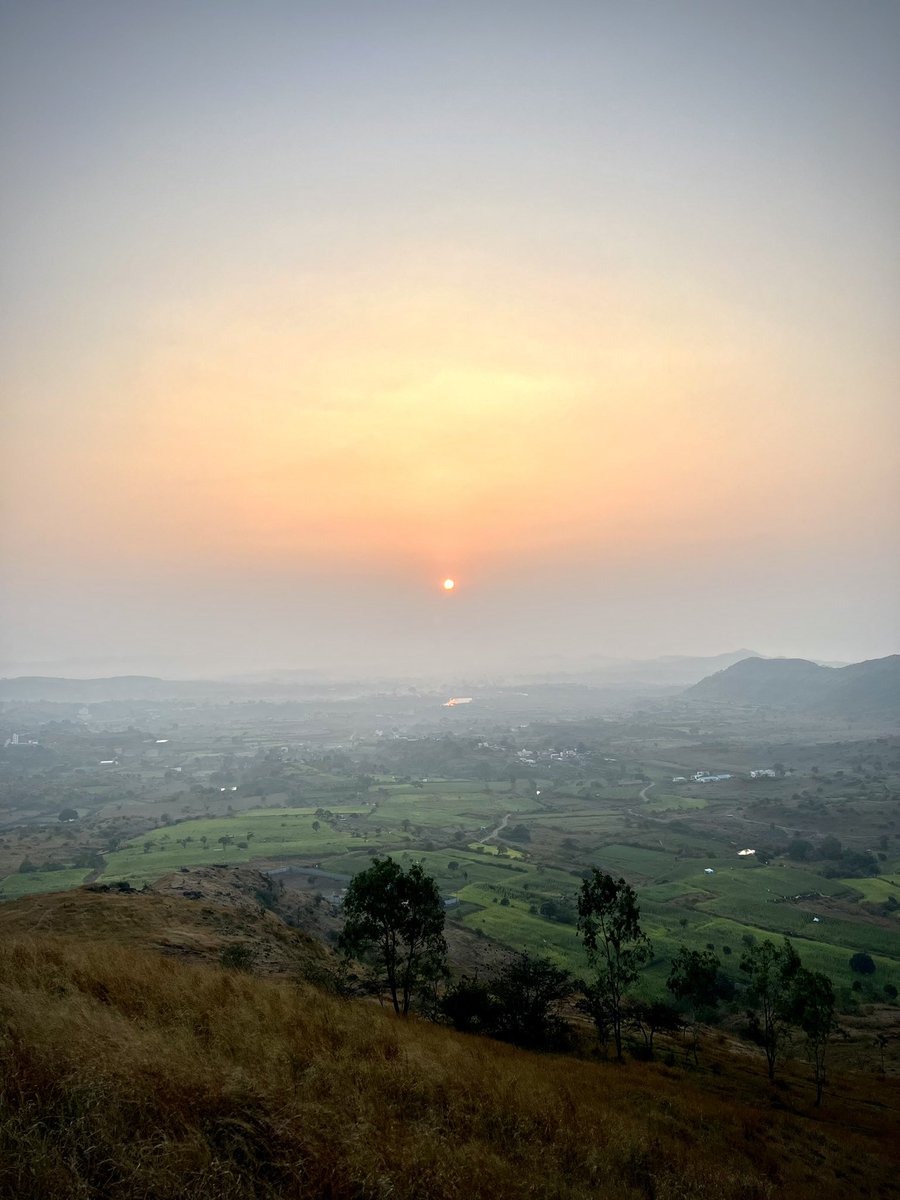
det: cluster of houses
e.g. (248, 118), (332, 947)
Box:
(671, 768), (777, 784)
(516, 747), (584, 766)
(671, 771), (733, 784)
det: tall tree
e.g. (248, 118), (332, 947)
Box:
(576, 870), (652, 1060)
(739, 937), (801, 1081)
(666, 946), (721, 1063)
(338, 857), (446, 1015)
(788, 967), (837, 1105)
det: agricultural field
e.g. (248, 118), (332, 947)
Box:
(1, 698), (898, 1008)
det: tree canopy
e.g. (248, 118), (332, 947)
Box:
(739, 937), (801, 1081)
(338, 856), (446, 1015)
(787, 967), (837, 1105)
(576, 870), (652, 1060)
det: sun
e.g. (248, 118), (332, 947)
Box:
(442, 578), (456, 591)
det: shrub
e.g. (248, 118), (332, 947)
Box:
(220, 943), (255, 972)
(849, 952), (876, 976)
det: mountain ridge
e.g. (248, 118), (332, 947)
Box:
(685, 653), (900, 719)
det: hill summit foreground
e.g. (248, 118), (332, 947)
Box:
(1, 888), (899, 1200)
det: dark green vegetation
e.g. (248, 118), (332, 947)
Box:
(439, 952), (574, 1050)
(338, 856), (446, 1014)
(577, 870), (652, 1059)
(339, 859), (845, 1102)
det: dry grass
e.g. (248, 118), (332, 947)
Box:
(0, 879), (330, 979)
(1, 930), (898, 1200)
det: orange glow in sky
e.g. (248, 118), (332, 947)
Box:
(1, 2), (898, 673)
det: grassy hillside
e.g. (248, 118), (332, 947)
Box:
(0, 895), (898, 1199)
(0, 874), (331, 980)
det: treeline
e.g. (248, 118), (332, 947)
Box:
(333, 858), (849, 1105)
(787, 834), (880, 878)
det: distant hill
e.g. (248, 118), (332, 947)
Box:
(685, 654), (900, 719)
(518, 649), (765, 690)
(0, 674), (346, 703)
(0, 675), (219, 702)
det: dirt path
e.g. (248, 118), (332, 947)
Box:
(638, 782), (655, 804)
(483, 812), (511, 843)
(628, 808), (670, 825)
(722, 812), (804, 837)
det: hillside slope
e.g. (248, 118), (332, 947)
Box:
(685, 654), (900, 719)
(0, 872), (331, 980)
(1, 921), (898, 1200)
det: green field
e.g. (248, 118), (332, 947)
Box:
(3, 765), (898, 1005)
(644, 793), (708, 812)
(0, 868), (91, 900)
(97, 805), (369, 887)
(467, 841), (525, 858)
(842, 874), (900, 902)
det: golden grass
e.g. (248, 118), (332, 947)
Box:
(1, 932), (898, 1200)
(0, 883), (329, 978)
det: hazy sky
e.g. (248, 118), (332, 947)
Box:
(2, 1), (898, 677)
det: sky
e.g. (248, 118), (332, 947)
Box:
(1, 0), (898, 678)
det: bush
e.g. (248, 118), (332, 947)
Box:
(438, 976), (499, 1033)
(490, 953), (573, 1051)
(849, 952), (876, 976)
(220, 943), (255, 972)
(787, 838), (812, 861)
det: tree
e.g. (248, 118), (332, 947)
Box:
(788, 967), (837, 1105)
(338, 857), (446, 1016)
(787, 838), (813, 861)
(874, 1032), (889, 1074)
(739, 937), (801, 1081)
(576, 870), (652, 1060)
(506, 824), (531, 843)
(438, 974), (499, 1033)
(58, 807), (79, 822)
(627, 999), (682, 1058)
(849, 951), (876, 976)
(490, 953), (572, 1050)
(667, 946), (721, 1063)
